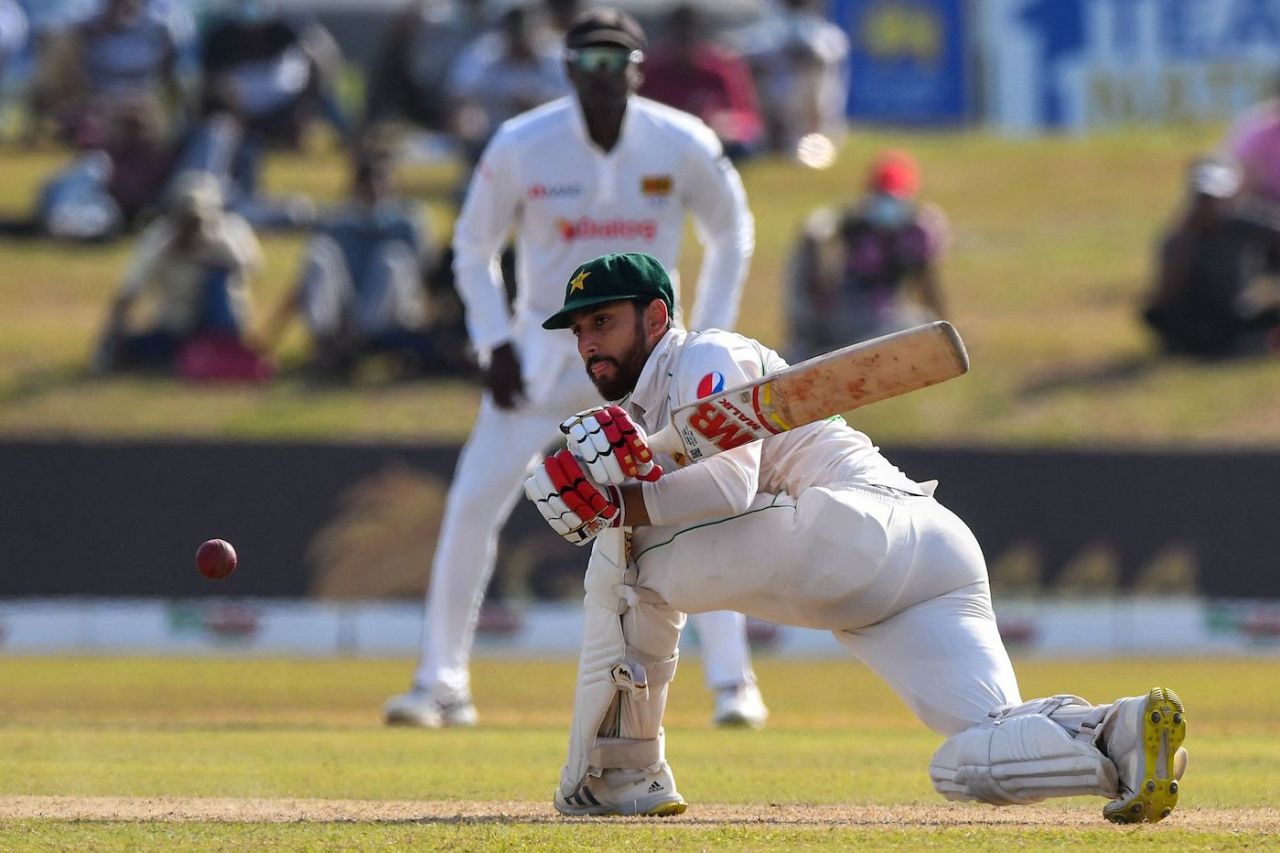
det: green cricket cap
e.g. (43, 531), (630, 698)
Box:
(542, 252), (674, 330)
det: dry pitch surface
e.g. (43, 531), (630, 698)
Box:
(2, 797), (1280, 832)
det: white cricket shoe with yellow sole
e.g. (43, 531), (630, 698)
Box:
(554, 763), (688, 817)
(1103, 687), (1188, 824)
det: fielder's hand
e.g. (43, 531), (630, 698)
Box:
(524, 450), (623, 546)
(486, 342), (526, 409)
(560, 405), (662, 485)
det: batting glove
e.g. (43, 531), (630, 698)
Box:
(560, 405), (662, 486)
(524, 449), (624, 546)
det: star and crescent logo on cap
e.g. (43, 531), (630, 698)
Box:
(569, 269), (591, 292)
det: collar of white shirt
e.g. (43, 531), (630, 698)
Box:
(568, 92), (637, 156)
(623, 327), (686, 426)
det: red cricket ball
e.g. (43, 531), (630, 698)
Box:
(196, 538), (237, 580)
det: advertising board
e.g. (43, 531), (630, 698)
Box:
(980, 0), (1280, 131)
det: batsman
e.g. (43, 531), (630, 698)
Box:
(525, 252), (1189, 822)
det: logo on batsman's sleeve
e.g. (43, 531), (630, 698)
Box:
(696, 371), (725, 399)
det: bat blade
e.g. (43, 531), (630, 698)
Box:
(647, 321), (969, 462)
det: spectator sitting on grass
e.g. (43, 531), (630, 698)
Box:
(24, 87), (311, 243)
(92, 170), (265, 376)
(34, 102), (171, 241)
(33, 130), (123, 241)
(255, 158), (469, 378)
(1142, 156), (1280, 359)
(784, 150), (948, 361)
(50, 0), (186, 143)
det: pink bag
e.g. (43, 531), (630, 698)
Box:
(176, 332), (276, 383)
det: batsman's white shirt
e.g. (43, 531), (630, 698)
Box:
(452, 94), (753, 402)
(624, 328), (1020, 734)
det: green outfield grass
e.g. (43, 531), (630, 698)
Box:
(4, 125), (1280, 446)
(0, 656), (1276, 849)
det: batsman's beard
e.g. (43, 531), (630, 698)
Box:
(585, 312), (650, 401)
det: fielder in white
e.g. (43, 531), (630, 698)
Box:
(524, 252), (1189, 822)
(385, 8), (768, 729)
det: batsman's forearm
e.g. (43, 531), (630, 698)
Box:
(638, 447), (758, 527)
(620, 485), (650, 527)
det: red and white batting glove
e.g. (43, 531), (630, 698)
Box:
(560, 405), (663, 485)
(524, 449), (624, 546)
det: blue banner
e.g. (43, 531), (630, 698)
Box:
(831, 0), (969, 124)
(979, 0), (1280, 132)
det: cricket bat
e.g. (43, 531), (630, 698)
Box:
(646, 321), (969, 463)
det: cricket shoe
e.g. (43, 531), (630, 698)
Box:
(382, 687), (478, 728)
(554, 763), (688, 817)
(713, 683), (769, 729)
(1101, 687), (1188, 824)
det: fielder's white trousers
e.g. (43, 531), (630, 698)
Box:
(632, 483), (1022, 734)
(413, 374), (760, 699)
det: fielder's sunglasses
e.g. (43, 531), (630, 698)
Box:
(566, 47), (645, 73)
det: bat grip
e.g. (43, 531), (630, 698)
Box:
(644, 424), (680, 458)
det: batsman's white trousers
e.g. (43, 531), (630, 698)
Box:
(413, 375), (760, 699)
(632, 483), (1022, 734)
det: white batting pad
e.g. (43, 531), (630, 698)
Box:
(561, 531), (631, 797)
(930, 712), (1119, 805)
(560, 529), (684, 798)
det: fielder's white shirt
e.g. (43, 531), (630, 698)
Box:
(628, 328), (924, 526)
(452, 94), (754, 403)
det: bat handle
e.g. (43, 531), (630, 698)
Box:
(645, 424), (681, 458)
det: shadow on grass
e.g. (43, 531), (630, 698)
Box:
(1016, 353), (1161, 400)
(0, 364), (297, 411)
(1017, 344), (1280, 400)
(0, 359), (461, 411)
(0, 364), (106, 407)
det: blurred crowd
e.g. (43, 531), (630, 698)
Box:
(1, 0), (1273, 387)
(0, 0), (862, 382)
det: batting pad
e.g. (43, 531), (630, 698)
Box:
(560, 530), (683, 798)
(592, 648), (678, 769)
(930, 711), (1118, 805)
(561, 531), (631, 798)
